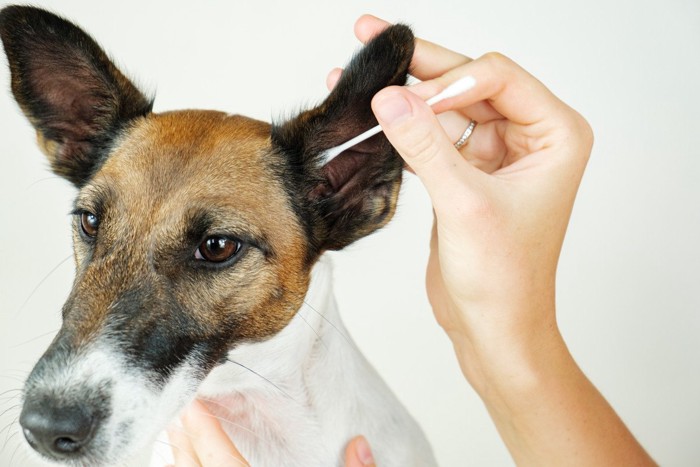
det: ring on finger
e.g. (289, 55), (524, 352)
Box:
(454, 120), (477, 149)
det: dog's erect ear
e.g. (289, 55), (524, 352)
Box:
(0, 6), (153, 186)
(272, 25), (414, 256)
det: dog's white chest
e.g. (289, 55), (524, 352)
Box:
(151, 258), (436, 467)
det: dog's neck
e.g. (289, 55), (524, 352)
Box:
(194, 255), (360, 464)
(150, 255), (434, 466)
(199, 254), (347, 398)
(189, 256), (425, 466)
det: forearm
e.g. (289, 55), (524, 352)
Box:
(451, 311), (656, 467)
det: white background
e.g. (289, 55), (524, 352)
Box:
(0, 1), (698, 465)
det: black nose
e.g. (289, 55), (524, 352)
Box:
(20, 400), (94, 459)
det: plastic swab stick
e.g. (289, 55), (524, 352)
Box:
(320, 75), (476, 163)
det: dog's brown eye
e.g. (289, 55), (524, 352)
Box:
(195, 236), (241, 263)
(80, 212), (99, 238)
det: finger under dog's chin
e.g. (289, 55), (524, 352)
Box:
(167, 427), (197, 467)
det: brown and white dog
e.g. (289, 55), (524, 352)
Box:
(0, 5), (437, 467)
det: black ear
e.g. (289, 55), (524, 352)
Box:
(0, 6), (153, 186)
(272, 24), (414, 256)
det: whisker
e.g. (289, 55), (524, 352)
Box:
(194, 398), (262, 440)
(25, 175), (62, 189)
(153, 437), (200, 467)
(225, 359), (298, 404)
(8, 431), (22, 465)
(302, 299), (351, 344)
(279, 280), (351, 345)
(1, 420), (19, 454)
(208, 414), (260, 440)
(0, 389), (22, 398)
(16, 450), (32, 467)
(9, 328), (60, 349)
(296, 309), (328, 351)
(0, 404), (20, 420)
(0, 375), (25, 384)
(13, 254), (73, 319)
(0, 395), (20, 403)
(0, 416), (18, 444)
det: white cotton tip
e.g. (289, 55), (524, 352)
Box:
(319, 124), (382, 163)
(319, 75), (477, 164)
(425, 75), (476, 106)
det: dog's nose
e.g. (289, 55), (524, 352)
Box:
(20, 400), (94, 458)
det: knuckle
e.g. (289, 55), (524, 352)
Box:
(577, 114), (595, 150)
(407, 129), (443, 166)
(392, 118), (443, 166)
(481, 51), (514, 70)
(563, 110), (595, 161)
(479, 52), (520, 87)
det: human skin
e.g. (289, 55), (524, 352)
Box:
(168, 401), (374, 466)
(170, 14), (656, 467)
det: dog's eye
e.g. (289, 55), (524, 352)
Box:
(80, 212), (99, 238)
(195, 236), (241, 263)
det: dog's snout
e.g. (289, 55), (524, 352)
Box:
(20, 400), (94, 459)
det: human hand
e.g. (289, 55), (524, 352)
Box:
(168, 401), (376, 466)
(334, 15), (593, 391)
(333, 15), (654, 466)
(168, 15), (651, 467)
(167, 400), (250, 467)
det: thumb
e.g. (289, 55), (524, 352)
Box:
(372, 86), (474, 201)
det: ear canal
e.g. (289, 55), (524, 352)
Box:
(272, 24), (415, 257)
(0, 6), (153, 187)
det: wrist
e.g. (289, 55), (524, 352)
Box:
(448, 311), (656, 466)
(444, 299), (567, 402)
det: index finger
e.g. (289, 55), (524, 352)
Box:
(180, 400), (250, 467)
(354, 14), (471, 80)
(428, 53), (574, 128)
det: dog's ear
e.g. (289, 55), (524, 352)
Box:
(0, 6), (153, 187)
(272, 24), (414, 256)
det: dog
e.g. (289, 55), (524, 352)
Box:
(0, 5), (437, 466)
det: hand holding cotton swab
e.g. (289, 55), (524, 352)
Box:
(320, 75), (476, 163)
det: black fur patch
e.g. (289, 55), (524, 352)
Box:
(271, 24), (415, 260)
(0, 6), (153, 186)
(101, 284), (236, 385)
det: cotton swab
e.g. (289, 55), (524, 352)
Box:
(319, 75), (476, 163)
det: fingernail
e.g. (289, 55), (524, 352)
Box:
(373, 90), (412, 125)
(356, 436), (375, 465)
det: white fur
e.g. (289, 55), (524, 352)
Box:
(24, 343), (201, 466)
(153, 256), (436, 466)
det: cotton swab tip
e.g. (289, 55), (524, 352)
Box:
(322, 124), (382, 161)
(425, 75), (476, 106)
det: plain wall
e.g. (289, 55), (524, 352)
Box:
(0, 0), (698, 465)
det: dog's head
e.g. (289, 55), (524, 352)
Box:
(0, 5), (414, 465)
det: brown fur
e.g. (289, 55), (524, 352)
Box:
(0, 3), (415, 376)
(0, 5), (417, 462)
(67, 111), (311, 346)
